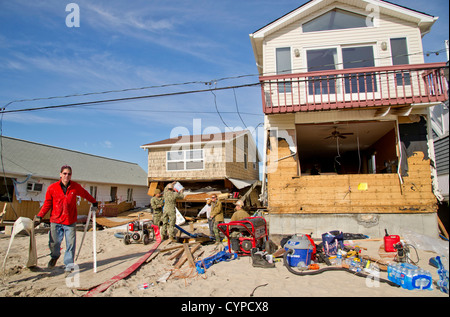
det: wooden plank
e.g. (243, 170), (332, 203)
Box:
(174, 243), (201, 269)
(168, 247), (185, 261)
(183, 243), (196, 268)
(145, 239), (172, 263)
(438, 215), (449, 240)
(147, 182), (158, 196)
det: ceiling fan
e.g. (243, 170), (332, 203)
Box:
(324, 127), (354, 139)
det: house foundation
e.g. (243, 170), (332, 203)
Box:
(266, 212), (439, 239)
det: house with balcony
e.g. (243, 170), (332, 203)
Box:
(249, 0), (448, 238)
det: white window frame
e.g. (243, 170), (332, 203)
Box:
(127, 188), (133, 202)
(300, 6), (376, 34)
(303, 43), (379, 102)
(166, 149), (204, 171)
(89, 185), (97, 200)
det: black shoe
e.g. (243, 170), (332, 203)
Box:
(252, 254), (275, 268)
(48, 257), (58, 269)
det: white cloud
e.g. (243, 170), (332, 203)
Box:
(101, 140), (113, 148)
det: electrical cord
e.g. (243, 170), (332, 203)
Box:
(283, 249), (400, 287)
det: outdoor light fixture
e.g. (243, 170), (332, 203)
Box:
(381, 41), (387, 51)
(294, 48), (300, 57)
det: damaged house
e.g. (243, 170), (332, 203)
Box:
(0, 136), (149, 224)
(140, 130), (261, 216)
(249, 0), (448, 237)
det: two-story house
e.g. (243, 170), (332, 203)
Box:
(140, 130), (261, 214)
(249, 0), (448, 238)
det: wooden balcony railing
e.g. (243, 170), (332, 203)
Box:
(260, 62), (448, 114)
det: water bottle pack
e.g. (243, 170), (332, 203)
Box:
(387, 263), (433, 291)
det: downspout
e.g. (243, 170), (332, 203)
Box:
(395, 119), (404, 189)
(259, 121), (269, 207)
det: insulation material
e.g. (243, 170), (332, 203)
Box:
(2, 217), (37, 273)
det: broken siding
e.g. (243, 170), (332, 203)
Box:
(224, 138), (260, 180)
(434, 135), (449, 176)
(267, 139), (436, 214)
(263, 3), (424, 76)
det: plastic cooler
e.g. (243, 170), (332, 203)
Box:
(284, 234), (314, 267)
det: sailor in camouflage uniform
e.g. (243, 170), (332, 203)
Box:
(209, 194), (224, 243)
(150, 188), (164, 227)
(161, 182), (184, 241)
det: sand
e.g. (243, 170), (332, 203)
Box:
(0, 219), (448, 299)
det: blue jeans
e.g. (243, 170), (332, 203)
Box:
(49, 223), (76, 271)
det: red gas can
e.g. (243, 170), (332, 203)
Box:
(384, 235), (400, 252)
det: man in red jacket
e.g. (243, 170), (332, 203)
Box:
(33, 165), (98, 274)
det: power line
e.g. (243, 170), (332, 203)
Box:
(233, 88), (247, 128)
(1, 82), (261, 114)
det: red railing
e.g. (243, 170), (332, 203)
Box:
(260, 62), (448, 114)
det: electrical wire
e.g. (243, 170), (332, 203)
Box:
(210, 87), (230, 129)
(233, 88), (247, 129)
(0, 82), (261, 115)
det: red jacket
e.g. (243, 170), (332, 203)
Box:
(38, 181), (97, 225)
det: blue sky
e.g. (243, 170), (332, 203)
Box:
(1, 0), (448, 174)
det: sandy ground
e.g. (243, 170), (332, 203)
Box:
(0, 218), (448, 300)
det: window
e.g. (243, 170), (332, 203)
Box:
(89, 186), (97, 200)
(303, 8), (372, 33)
(127, 188), (133, 202)
(167, 149), (204, 171)
(244, 134), (248, 169)
(110, 186), (117, 203)
(0, 177), (14, 202)
(342, 46), (377, 93)
(307, 48), (338, 95)
(390, 38), (411, 85)
(306, 45), (376, 95)
(276, 47), (292, 93)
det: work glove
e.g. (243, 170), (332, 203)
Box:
(33, 215), (42, 228)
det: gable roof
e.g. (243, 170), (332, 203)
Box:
(249, 0), (438, 72)
(251, 0), (436, 37)
(141, 130), (262, 161)
(1, 136), (147, 186)
(141, 130), (249, 148)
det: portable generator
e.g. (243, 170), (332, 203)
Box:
(218, 217), (269, 256)
(123, 216), (155, 245)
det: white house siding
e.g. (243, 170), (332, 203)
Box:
(11, 176), (148, 209)
(263, 3), (425, 76)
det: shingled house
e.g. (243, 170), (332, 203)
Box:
(140, 130), (261, 214)
(249, 0), (448, 237)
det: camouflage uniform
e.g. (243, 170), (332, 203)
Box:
(210, 200), (224, 242)
(231, 208), (250, 222)
(150, 196), (164, 227)
(161, 188), (184, 239)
